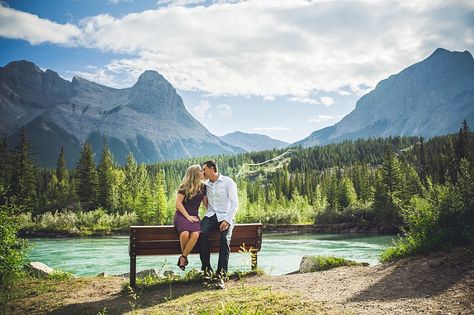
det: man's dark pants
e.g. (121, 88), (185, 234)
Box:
(199, 214), (233, 275)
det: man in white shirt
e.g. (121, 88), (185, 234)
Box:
(199, 160), (239, 279)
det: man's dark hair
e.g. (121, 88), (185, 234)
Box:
(203, 160), (218, 172)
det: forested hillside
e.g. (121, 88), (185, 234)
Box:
(0, 121), (472, 230)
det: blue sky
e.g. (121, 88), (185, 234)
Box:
(1, 0), (473, 143)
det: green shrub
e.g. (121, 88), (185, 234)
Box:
(48, 270), (73, 281)
(304, 256), (359, 272)
(0, 204), (29, 289)
(18, 209), (138, 236)
(381, 162), (474, 262)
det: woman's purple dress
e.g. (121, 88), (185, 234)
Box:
(174, 185), (206, 234)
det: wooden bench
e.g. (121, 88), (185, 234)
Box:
(129, 223), (263, 287)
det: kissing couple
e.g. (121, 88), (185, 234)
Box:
(173, 160), (239, 282)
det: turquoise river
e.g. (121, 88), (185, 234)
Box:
(26, 233), (396, 276)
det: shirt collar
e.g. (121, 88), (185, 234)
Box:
(206, 174), (222, 185)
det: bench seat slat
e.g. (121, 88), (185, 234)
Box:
(134, 237), (260, 250)
(131, 225), (262, 240)
(132, 229), (261, 241)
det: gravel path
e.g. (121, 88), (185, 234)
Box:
(236, 248), (474, 314)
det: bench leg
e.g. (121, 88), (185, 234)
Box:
(130, 254), (136, 288)
(251, 252), (257, 270)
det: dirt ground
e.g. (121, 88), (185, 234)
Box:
(240, 248), (474, 314)
(3, 247), (474, 314)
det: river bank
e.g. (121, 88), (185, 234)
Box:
(2, 247), (472, 314)
(19, 223), (398, 238)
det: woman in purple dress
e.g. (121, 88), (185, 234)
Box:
(174, 164), (208, 270)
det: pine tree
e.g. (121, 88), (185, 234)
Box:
(51, 147), (72, 209)
(373, 150), (403, 225)
(155, 170), (168, 224)
(325, 173), (339, 211)
(339, 177), (357, 208)
(56, 147), (68, 182)
(98, 143), (116, 211)
(75, 142), (98, 209)
(11, 128), (37, 211)
(0, 138), (12, 202)
(124, 153), (140, 198)
(456, 158), (474, 243)
(358, 165), (372, 203)
(455, 119), (470, 162)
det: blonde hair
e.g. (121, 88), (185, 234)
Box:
(178, 164), (203, 200)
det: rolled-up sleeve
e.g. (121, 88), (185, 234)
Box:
(225, 178), (239, 224)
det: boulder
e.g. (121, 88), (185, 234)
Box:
(299, 256), (315, 273)
(26, 262), (55, 279)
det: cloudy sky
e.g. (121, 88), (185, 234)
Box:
(1, 0), (473, 143)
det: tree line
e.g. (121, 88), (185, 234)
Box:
(0, 121), (472, 232)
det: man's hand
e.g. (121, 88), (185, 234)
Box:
(219, 220), (229, 231)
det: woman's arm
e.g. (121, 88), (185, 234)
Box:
(176, 193), (199, 222)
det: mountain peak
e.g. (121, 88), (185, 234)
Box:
(294, 48), (474, 147)
(136, 70), (167, 84)
(426, 48), (474, 64)
(4, 60), (42, 73)
(431, 47), (450, 57)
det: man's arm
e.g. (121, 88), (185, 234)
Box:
(223, 178), (239, 224)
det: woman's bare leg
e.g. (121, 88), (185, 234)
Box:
(179, 231), (190, 252)
(182, 231), (200, 257)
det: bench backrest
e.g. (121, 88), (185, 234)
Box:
(130, 223), (263, 256)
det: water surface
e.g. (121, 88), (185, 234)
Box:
(26, 233), (395, 276)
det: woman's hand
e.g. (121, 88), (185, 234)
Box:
(186, 215), (200, 223)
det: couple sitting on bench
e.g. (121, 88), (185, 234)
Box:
(174, 160), (238, 285)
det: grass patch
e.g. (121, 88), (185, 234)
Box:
(134, 286), (325, 315)
(302, 256), (362, 273)
(0, 276), (88, 314)
(122, 268), (265, 293)
(47, 270), (74, 281)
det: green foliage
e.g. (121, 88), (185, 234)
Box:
(372, 151), (403, 226)
(98, 143), (116, 211)
(48, 270), (73, 281)
(10, 128), (37, 211)
(18, 209), (137, 235)
(339, 177), (357, 208)
(303, 256), (360, 272)
(154, 170), (168, 224)
(0, 200), (29, 289)
(381, 158), (474, 262)
(75, 142), (98, 208)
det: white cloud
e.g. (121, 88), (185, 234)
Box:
(217, 104), (232, 117)
(320, 96), (334, 107)
(192, 100), (211, 120)
(157, 0), (206, 7)
(0, 5), (80, 45)
(287, 96), (319, 105)
(337, 89), (352, 96)
(263, 95), (275, 101)
(2, 0), (474, 99)
(109, 0), (134, 4)
(253, 126), (291, 131)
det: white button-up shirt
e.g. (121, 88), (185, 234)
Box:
(204, 174), (239, 224)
